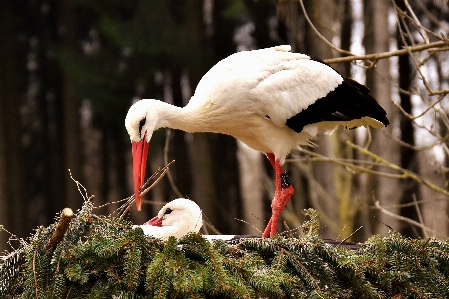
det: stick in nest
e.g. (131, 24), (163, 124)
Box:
(115, 160), (176, 219)
(46, 208), (74, 250)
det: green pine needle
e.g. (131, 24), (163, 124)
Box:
(2, 198), (449, 298)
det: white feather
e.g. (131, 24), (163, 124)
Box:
(133, 198), (203, 240)
(190, 46), (343, 128)
(125, 46), (384, 165)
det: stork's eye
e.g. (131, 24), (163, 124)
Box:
(164, 208), (173, 215)
(138, 118), (146, 138)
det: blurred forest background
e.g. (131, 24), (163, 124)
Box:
(1, 0), (449, 252)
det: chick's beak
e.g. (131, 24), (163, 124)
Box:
(131, 136), (149, 211)
(143, 216), (163, 227)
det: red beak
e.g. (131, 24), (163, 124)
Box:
(143, 216), (163, 227)
(132, 137), (149, 211)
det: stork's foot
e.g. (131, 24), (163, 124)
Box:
(263, 153), (295, 238)
(262, 182), (294, 238)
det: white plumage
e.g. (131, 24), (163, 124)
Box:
(134, 198), (203, 240)
(125, 45), (389, 238)
(192, 45), (341, 126)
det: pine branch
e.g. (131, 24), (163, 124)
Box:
(2, 193), (449, 298)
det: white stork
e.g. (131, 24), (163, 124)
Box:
(134, 198), (203, 239)
(125, 45), (389, 238)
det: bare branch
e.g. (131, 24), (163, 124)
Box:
(298, 0), (354, 56)
(347, 141), (449, 197)
(373, 201), (444, 238)
(323, 40), (449, 64)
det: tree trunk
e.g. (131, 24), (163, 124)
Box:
(179, 0), (243, 234)
(333, 0), (358, 240)
(302, 0), (340, 237)
(395, 0), (422, 237)
(60, 0), (82, 210)
(170, 66), (192, 198)
(363, 0), (399, 237)
(179, 0), (221, 233)
(0, 3), (26, 249)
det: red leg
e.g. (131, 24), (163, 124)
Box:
(262, 153), (294, 237)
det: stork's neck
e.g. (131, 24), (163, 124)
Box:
(154, 99), (216, 133)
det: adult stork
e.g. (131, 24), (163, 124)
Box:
(134, 198), (203, 239)
(125, 45), (389, 238)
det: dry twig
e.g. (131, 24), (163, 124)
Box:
(373, 201), (443, 238)
(116, 160), (176, 219)
(323, 40), (449, 65)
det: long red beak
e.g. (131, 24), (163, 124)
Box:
(143, 216), (163, 227)
(132, 137), (149, 211)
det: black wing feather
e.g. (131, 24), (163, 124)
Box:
(285, 58), (389, 133)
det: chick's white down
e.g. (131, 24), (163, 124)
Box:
(134, 198), (203, 240)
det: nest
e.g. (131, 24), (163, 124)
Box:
(2, 164), (449, 298)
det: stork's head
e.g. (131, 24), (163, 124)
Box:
(125, 99), (160, 211)
(143, 198), (203, 239)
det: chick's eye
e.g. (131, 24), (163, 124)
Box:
(138, 118), (146, 138)
(164, 208), (173, 215)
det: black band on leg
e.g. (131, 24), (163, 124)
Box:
(280, 173), (292, 188)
